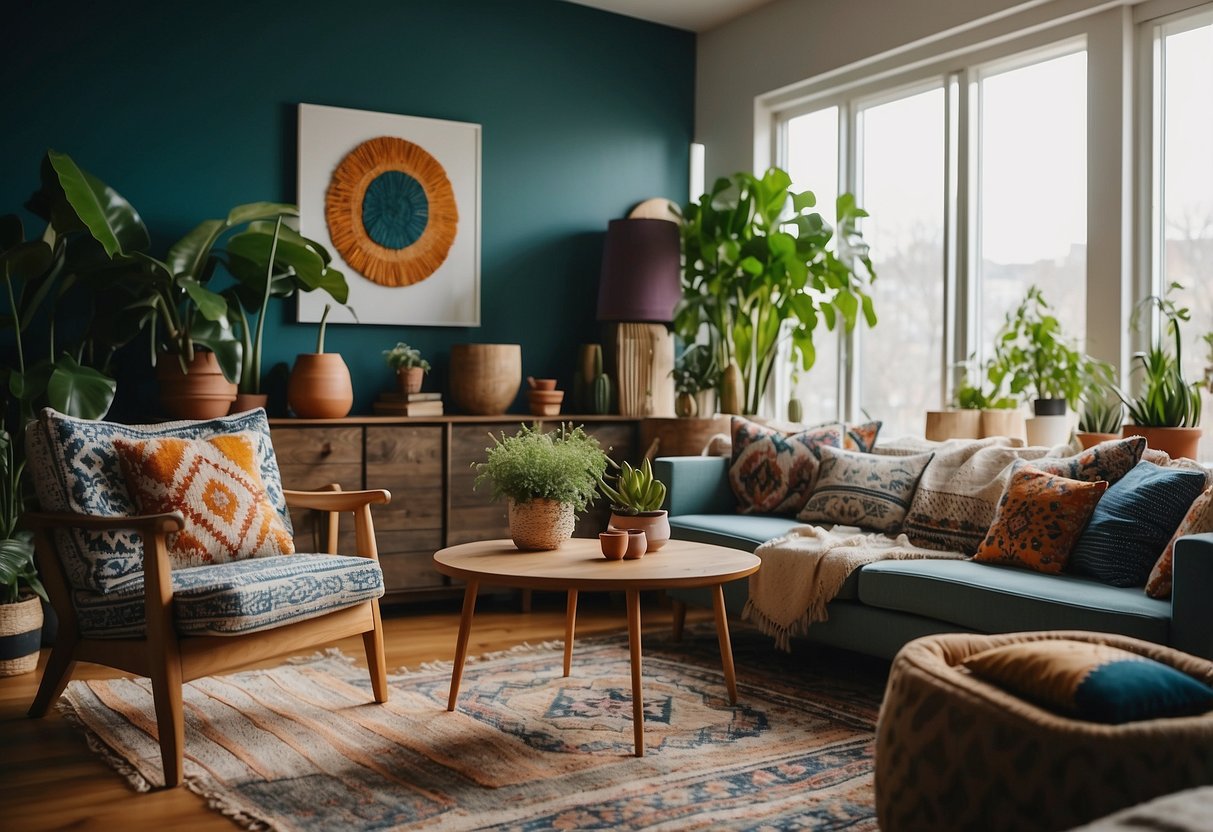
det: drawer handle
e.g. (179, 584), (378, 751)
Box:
(320, 442), (333, 457)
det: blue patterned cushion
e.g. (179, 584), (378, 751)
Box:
(1069, 461), (1207, 587)
(25, 408), (292, 594)
(72, 554), (384, 638)
(796, 446), (934, 532)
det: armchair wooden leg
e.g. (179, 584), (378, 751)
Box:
(28, 637), (79, 718)
(363, 602), (389, 703)
(148, 648), (185, 788)
(671, 599), (687, 642)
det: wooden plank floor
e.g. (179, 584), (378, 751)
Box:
(0, 592), (707, 831)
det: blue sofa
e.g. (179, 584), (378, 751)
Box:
(655, 456), (1213, 660)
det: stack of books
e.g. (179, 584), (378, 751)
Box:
(372, 391), (444, 416)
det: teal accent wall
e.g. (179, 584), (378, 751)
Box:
(1, 0), (693, 418)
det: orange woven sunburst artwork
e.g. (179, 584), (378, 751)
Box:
(324, 136), (458, 287)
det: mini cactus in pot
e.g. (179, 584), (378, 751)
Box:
(574, 343), (613, 415)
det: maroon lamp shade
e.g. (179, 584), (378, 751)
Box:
(596, 218), (682, 323)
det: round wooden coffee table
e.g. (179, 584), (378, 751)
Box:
(433, 538), (761, 757)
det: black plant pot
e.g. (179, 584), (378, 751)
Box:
(1033, 398), (1067, 417)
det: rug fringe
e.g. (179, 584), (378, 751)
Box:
(186, 779), (273, 831)
(57, 700), (154, 793)
(412, 639), (567, 674)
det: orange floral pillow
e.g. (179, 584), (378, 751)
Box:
(1146, 487), (1213, 599)
(973, 464), (1107, 574)
(115, 433), (295, 569)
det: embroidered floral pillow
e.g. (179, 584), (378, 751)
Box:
(1146, 487), (1213, 599)
(972, 463), (1107, 574)
(114, 433), (295, 569)
(728, 417), (842, 515)
(797, 447), (934, 533)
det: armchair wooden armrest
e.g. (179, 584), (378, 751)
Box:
(283, 488), (391, 559)
(23, 509), (185, 536)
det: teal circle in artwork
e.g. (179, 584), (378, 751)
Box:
(361, 171), (429, 249)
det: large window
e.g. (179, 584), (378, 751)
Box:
(1152, 11), (1213, 459)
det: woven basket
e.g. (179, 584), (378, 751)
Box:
(0, 594), (43, 677)
(508, 498), (575, 551)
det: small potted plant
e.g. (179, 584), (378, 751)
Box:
(670, 344), (719, 418)
(988, 286), (1086, 417)
(1077, 392), (1124, 449)
(474, 423), (608, 551)
(1118, 284), (1202, 459)
(287, 304), (354, 419)
(597, 457), (670, 551)
(0, 430), (46, 677)
(383, 342), (431, 395)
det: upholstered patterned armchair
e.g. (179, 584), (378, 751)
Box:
(23, 408), (390, 788)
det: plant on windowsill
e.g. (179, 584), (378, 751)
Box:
(1077, 388), (1125, 449)
(383, 342), (431, 395)
(675, 168), (877, 416)
(1117, 283), (1203, 459)
(287, 304), (354, 419)
(670, 344), (719, 418)
(924, 364), (1021, 442)
(474, 423), (609, 551)
(597, 456), (670, 551)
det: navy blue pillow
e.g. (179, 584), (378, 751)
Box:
(1069, 461), (1207, 586)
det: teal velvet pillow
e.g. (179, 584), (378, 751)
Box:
(1068, 460), (1206, 587)
(964, 640), (1213, 724)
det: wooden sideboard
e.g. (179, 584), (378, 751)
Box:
(269, 415), (640, 601)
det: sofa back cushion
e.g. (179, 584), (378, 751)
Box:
(728, 417), (841, 515)
(25, 408), (291, 593)
(115, 433), (295, 569)
(797, 446), (934, 532)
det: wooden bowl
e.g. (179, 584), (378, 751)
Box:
(450, 344), (522, 415)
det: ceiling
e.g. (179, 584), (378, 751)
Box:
(563, 0), (777, 32)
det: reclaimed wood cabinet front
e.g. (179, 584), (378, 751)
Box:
(271, 417), (638, 600)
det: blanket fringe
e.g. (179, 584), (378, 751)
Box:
(742, 599), (809, 653)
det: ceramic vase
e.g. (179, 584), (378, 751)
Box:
(508, 498), (575, 551)
(157, 350), (237, 420)
(288, 353), (354, 419)
(608, 510), (670, 552)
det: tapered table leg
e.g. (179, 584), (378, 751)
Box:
(563, 590), (578, 677)
(626, 589), (644, 757)
(447, 580), (479, 711)
(712, 583), (738, 705)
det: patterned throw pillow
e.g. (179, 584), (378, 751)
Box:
(841, 421), (882, 453)
(114, 433), (295, 568)
(963, 640), (1213, 724)
(728, 416), (842, 515)
(1028, 436), (1145, 485)
(797, 446), (934, 532)
(1146, 487), (1213, 599)
(972, 463), (1107, 574)
(1069, 461), (1207, 587)
(24, 407), (291, 593)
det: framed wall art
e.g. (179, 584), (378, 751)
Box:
(297, 103), (481, 326)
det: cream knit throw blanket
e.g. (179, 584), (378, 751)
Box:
(742, 525), (964, 651)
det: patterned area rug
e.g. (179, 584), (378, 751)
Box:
(60, 626), (887, 830)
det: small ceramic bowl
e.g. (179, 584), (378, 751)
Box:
(622, 529), (647, 559)
(527, 389), (565, 404)
(599, 530), (627, 560)
(528, 377), (558, 391)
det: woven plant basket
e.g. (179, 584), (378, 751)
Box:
(508, 498), (575, 551)
(0, 594), (43, 677)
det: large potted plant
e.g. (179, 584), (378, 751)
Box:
(676, 168), (876, 416)
(0, 430), (46, 676)
(474, 423), (608, 551)
(987, 286), (1087, 417)
(597, 457), (670, 551)
(287, 304), (354, 419)
(1118, 285), (1202, 459)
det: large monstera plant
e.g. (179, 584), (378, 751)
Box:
(675, 167), (877, 415)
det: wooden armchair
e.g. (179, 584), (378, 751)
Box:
(23, 409), (392, 788)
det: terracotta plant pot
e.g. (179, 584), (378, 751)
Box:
(157, 350), (237, 420)
(1123, 425), (1203, 461)
(508, 497), (575, 551)
(398, 367), (424, 395)
(599, 530), (628, 560)
(230, 393), (268, 414)
(0, 594), (43, 677)
(622, 529), (648, 559)
(924, 409), (981, 441)
(288, 353), (354, 419)
(1076, 431), (1121, 450)
(450, 344), (522, 415)
(608, 510), (670, 552)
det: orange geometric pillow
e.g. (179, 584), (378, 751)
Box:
(1146, 487), (1213, 599)
(114, 433), (295, 569)
(973, 464), (1107, 574)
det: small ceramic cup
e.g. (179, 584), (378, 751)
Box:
(599, 530), (628, 560)
(622, 529), (647, 559)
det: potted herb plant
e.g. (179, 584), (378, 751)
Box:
(1118, 284), (1202, 459)
(474, 423), (608, 551)
(676, 169), (876, 415)
(670, 344), (719, 418)
(0, 430), (46, 676)
(597, 457), (670, 550)
(287, 304), (353, 419)
(383, 342), (431, 395)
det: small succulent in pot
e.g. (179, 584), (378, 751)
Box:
(598, 457), (671, 551)
(383, 342), (431, 394)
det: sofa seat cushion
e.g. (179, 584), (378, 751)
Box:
(73, 554), (384, 638)
(857, 559), (1171, 644)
